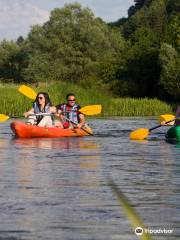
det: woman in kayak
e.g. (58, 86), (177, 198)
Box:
(55, 93), (85, 129)
(24, 92), (56, 126)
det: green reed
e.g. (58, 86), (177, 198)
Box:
(103, 98), (173, 117)
(0, 84), (31, 116)
(0, 82), (173, 117)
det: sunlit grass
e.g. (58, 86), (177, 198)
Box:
(103, 98), (172, 116)
(0, 82), (173, 117)
(0, 84), (31, 116)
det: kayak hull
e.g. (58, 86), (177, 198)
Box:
(165, 126), (180, 142)
(10, 121), (92, 138)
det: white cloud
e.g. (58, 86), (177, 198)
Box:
(0, 0), (50, 40)
(0, 0), (134, 40)
(41, 0), (133, 22)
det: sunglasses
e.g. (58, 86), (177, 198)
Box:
(68, 99), (76, 102)
(38, 97), (44, 100)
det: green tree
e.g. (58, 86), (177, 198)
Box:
(0, 40), (28, 83)
(159, 43), (180, 99)
(166, 15), (180, 51)
(24, 3), (124, 84)
(115, 27), (160, 97)
(123, 7), (149, 39)
(147, 0), (167, 40)
(166, 0), (180, 15)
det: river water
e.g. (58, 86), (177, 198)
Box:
(0, 118), (179, 240)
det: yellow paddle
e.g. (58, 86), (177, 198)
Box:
(130, 117), (177, 140)
(78, 105), (102, 115)
(0, 114), (10, 122)
(159, 114), (175, 125)
(18, 85), (102, 116)
(18, 85), (37, 100)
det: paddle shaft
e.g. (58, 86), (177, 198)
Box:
(63, 116), (93, 135)
(9, 113), (53, 118)
(0, 113), (53, 120)
(149, 118), (176, 131)
(28, 113), (52, 116)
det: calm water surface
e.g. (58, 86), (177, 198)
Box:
(0, 118), (179, 240)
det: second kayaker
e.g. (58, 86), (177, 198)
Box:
(161, 106), (180, 126)
(24, 92), (56, 126)
(175, 106), (180, 126)
(55, 93), (85, 129)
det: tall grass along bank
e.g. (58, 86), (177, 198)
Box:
(0, 83), (173, 117)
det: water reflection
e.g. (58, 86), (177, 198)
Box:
(11, 137), (100, 151)
(0, 138), (6, 148)
(2, 136), (104, 240)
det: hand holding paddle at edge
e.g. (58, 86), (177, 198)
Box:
(130, 114), (179, 140)
(175, 106), (180, 126)
(159, 114), (175, 126)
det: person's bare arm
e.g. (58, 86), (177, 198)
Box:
(77, 113), (85, 128)
(49, 106), (57, 114)
(23, 108), (34, 118)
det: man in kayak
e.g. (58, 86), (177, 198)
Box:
(24, 92), (56, 126)
(55, 93), (85, 129)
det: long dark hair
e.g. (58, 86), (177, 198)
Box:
(34, 92), (52, 107)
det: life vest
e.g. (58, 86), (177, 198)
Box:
(61, 103), (80, 124)
(33, 102), (51, 124)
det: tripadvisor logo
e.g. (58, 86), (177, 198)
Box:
(135, 226), (174, 235)
(135, 227), (143, 236)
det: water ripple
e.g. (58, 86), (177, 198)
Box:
(0, 119), (179, 239)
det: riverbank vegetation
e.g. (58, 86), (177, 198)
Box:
(0, 0), (179, 115)
(0, 83), (172, 117)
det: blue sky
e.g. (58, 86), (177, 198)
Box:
(0, 0), (134, 40)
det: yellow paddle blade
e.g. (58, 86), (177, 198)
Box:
(18, 85), (37, 100)
(159, 114), (175, 125)
(0, 114), (10, 122)
(130, 128), (149, 140)
(79, 105), (102, 115)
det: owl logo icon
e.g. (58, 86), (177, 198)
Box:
(135, 227), (143, 235)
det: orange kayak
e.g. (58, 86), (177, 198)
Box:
(10, 121), (93, 138)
